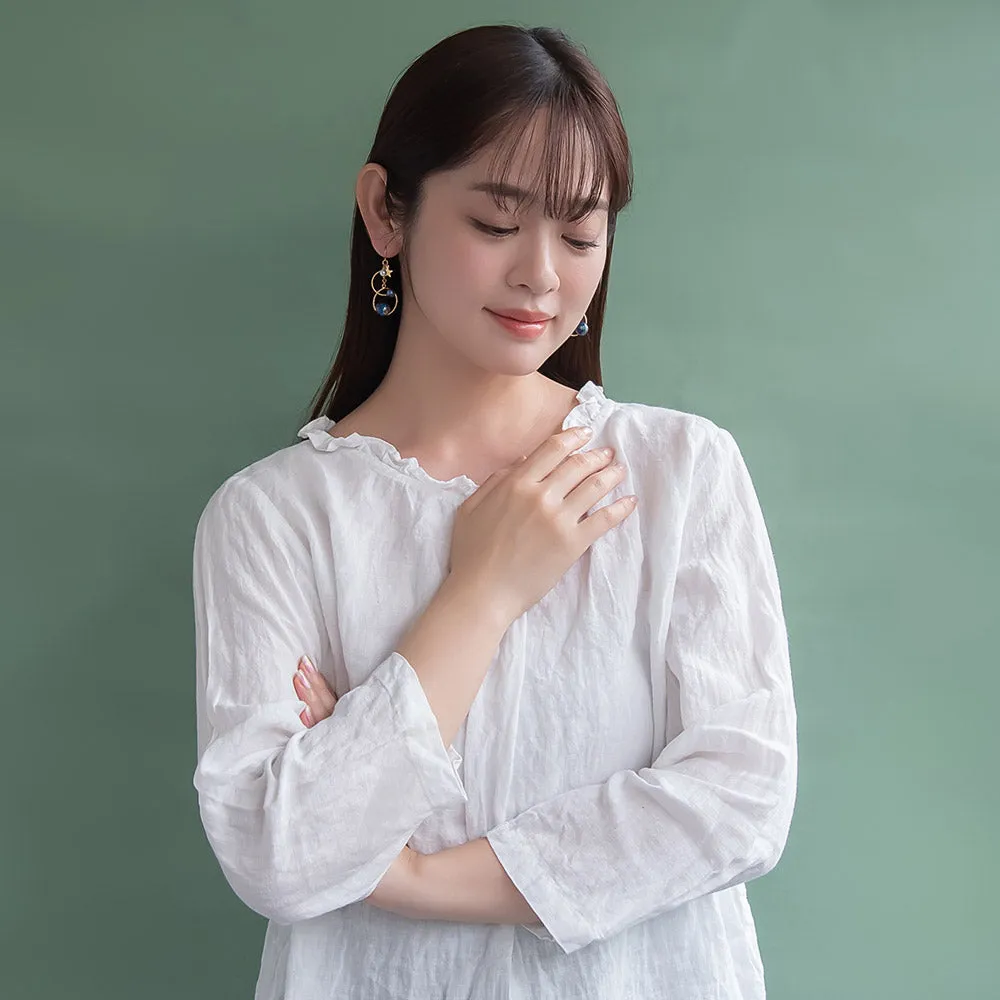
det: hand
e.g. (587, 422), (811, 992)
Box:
(292, 656), (424, 915)
(449, 425), (637, 624)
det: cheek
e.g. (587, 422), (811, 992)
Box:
(460, 245), (501, 293)
(412, 226), (486, 295)
(575, 252), (607, 301)
(434, 237), (496, 307)
(555, 253), (601, 302)
(447, 226), (493, 273)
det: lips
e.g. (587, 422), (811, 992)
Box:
(489, 308), (554, 322)
(486, 308), (551, 340)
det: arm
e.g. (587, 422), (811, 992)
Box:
(409, 838), (541, 925)
(291, 666), (539, 925)
(356, 839), (540, 925)
(479, 425), (799, 954)
(192, 476), (508, 924)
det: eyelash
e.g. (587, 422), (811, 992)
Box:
(471, 220), (601, 252)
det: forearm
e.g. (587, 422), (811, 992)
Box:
(396, 573), (511, 749)
(410, 837), (541, 926)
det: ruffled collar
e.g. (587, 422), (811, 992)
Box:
(296, 380), (612, 495)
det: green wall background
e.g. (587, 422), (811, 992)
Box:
(3, 2), (997, 996)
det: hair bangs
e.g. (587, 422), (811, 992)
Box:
(477, 95), (622, 224)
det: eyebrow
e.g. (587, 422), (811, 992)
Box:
(468, 180), (609, 216)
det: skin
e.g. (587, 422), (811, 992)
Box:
(291, 109), (612, 925)
(342, 106), (612, 486)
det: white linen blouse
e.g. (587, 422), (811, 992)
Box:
(192, 379), (798, 1000)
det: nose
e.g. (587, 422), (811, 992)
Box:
(507, 234), (560, 296)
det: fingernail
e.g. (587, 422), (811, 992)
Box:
(303, 706), (313, 725)
(575, 426), (593, 438)
(296, 668), (311, 690)
(300, 655), (316, 674)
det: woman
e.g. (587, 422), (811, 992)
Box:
(192, 23), (798, 999)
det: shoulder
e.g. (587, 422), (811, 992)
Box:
(598, 398), (755, 523)
(193, 439), (321, 549)
(603, 396), (727, 472)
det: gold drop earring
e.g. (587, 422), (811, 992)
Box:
(371, 257), (398, 316)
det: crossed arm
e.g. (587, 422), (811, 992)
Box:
(292, 655), (539, 926)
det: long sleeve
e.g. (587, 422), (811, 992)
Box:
(486, 424), (798, 955)
(192, 476), (467, 925)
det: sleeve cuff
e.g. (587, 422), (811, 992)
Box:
(371, 651), (468, 811)
(486, 820), (589, 953)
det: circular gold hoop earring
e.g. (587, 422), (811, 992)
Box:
(371, 257), (398, 316)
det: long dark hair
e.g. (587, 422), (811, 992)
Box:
(303, 24), (634, 426)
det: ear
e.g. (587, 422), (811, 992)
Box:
(355, 162), (404, 259)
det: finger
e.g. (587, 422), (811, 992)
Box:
(293, 660), (337, 727)
(292, 670), (319, 726)
(299, 656), (338, 714)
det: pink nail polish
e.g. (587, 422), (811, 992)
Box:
(301, 656), (316, 674)
(296, 668), (311, 690)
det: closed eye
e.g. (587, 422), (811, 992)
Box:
(469, 219), (601, 252)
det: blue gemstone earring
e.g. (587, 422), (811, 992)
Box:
(570, 312), (589, 337)
(371, 257), (398, 316)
